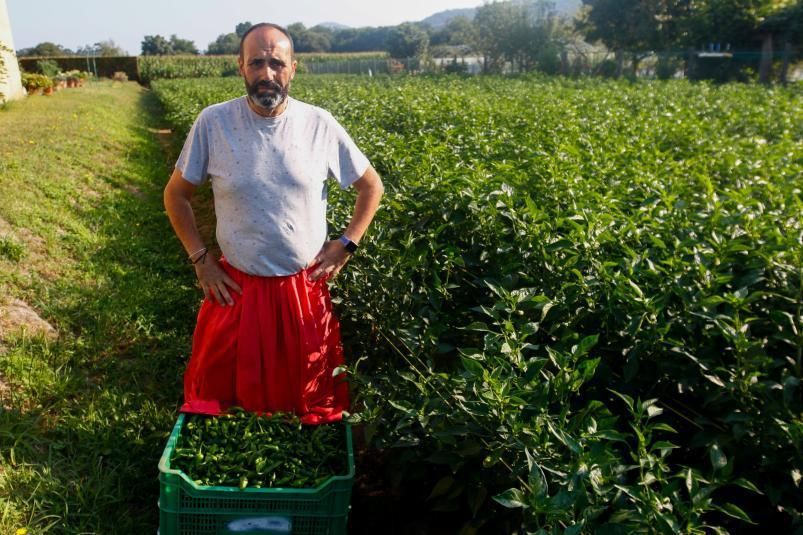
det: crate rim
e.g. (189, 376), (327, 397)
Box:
(158, 412), (355, 495)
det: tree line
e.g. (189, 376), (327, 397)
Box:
(16, 0), (802, 82)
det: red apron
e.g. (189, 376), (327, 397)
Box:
(180, 258), (349, 424)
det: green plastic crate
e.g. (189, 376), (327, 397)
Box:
(158, 414), (354, 535)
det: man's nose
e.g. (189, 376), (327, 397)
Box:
(261, 64), (277, 81)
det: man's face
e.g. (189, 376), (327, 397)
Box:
(238, 27), (297, 113)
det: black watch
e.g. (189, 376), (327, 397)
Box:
(338, 235), (358, 254)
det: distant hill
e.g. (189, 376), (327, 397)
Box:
(420, 0), (582, 28)
(420, 8), (477, 29)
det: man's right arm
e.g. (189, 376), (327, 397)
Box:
(163, 168), (241, 306)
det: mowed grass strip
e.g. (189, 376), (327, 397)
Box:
(0, 82), (197, 532)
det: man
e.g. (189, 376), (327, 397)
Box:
(163, 23), (383, 424)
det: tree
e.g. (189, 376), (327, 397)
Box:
(141, 34), (198, 56)
(578, 0), (676, 76)
(428, 15), (480, 55)
(77, 40), (127, 57)
(683, 0), (778, 49)
(207, 22), (253, 55)
(169, 35), (199, 55)
(331, 27), (391, 52)
(385, 22), (429, 59)
(141, 35), (173, 55)
(287, 22), (333, 53)
(474, 0), (566, 74)
(758, 1), (803, 83)
(474, 1), (518, 72)
(235, 22), (254, 38)
(16, 42), (74, 57)
(207, 32), (240, 55)
(445, 16), (480, 49)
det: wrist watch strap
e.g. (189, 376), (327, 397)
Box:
(339, 234), (358, 254)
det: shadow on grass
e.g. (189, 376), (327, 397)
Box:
(0, 88), (208, 533)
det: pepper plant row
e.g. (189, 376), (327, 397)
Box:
(153, 75), (803, 533)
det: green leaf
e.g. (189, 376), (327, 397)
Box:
(650, 440), (678, 450)
(710, 444), (727, 471)
(701, 295), (726, 307)
(651, 423), (678, 433)
(539, 301), (554, 321)
(546, 238), (574, 252)
(466, 485), (488, 518)
(492, 488), (528, 509)
(579, 357), (601, 382)
(428, 476), (455, 500)
(565, 433), (582, 454)
(520, 322), (540, 337)
(716, 503), (756, 524)
(595, 429), (628, 442)
(528, 461), (548, 498)
(460, 356), (485, 377)
(731, 477), (762, 494)
(703, 373), (726, 387)
(574, 334), (599, 357)
(609, 389), (634, 412)
(464, 321), (493, 332)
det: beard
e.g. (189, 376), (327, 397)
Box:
(246, 78), (289, 112)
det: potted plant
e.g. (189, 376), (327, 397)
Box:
(66, 70), (79, 88)
(21, 72), (47, 95)
(42, 76), (54, 95)
(54, 73), (67, 90)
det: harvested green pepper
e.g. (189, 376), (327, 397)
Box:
(171, 409), (346, 490)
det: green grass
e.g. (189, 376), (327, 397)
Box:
(0, 82), (196, 532)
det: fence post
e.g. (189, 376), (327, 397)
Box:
(686, 48), (695, 80)
(759, 33), (773, 84)
(780, 41), (792, 85)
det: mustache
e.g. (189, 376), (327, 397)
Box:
(254, 80), (283, 92)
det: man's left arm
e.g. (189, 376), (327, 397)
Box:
(309, 165), (384, 281)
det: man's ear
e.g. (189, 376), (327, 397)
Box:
(238, 56), (245, 78)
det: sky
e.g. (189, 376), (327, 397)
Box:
(7, 0), (483, 55)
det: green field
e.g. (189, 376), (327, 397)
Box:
(0, 82), (191, 532)
(1, 76), (802, 533)
(153, 75), (803, 533)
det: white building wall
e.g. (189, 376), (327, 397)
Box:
(0, 0), (25, 103)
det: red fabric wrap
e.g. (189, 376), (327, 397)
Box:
(181, 258), (349, 424)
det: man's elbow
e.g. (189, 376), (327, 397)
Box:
(363, 167), (384, 198)
(163, 181), (178, 213)
(372, 175), (385, 198)
(164, 169), (195, 211)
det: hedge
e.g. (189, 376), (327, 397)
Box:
(18, 56), (139, 81)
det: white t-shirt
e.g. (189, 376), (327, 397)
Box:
(176, 96), (370, 276)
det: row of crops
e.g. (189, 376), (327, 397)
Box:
(151, 75), (803, 533)
(138, 52), (388, 84)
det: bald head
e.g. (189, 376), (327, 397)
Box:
(239, 23), (295, 60)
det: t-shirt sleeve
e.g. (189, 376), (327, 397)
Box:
(175, 110), (210, 185)
(325, 112), (370, 190)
